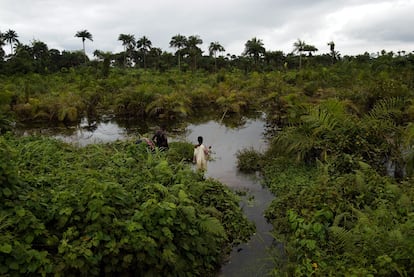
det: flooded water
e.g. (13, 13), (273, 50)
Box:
(16, 116), (276, 276)
(183, 120), (275, 277)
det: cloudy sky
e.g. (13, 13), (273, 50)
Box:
(1, 0), (413, 57)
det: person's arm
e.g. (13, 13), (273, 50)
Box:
(203, 145), (209, 155)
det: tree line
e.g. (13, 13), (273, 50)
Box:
(2, 28), (411, 75)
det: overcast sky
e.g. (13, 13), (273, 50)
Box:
(1, 0), (413, 57)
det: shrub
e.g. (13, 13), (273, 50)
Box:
(236, 147), (263, 173)
(0, 136), (254, 276)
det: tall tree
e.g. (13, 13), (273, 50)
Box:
(136, 36), (152, 69)
(75, 30), (93, 63)
(186, 35), (203, 71)
(208, 41), (225, 72)
(264, 50), (285, 69)
(327, 41), (338, 64)
(31, 40), (49, 73)
(0, 31), (5, 59)
(4, 29), (19, 55)
(293, 39), (306, 69)
(118, 33), (135, 67)
(243, 37), (265, 66)
(169, 34), (187, 71)
(303, 44), (318, 56)
(148, 47), (162, 70)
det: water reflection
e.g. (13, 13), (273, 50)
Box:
(15, 118), (130, 146)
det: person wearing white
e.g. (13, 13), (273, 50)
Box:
(193, 136), (209, 171)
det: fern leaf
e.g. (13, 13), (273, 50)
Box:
(329, 225), (352, 250)
(198, 216), (226, 238)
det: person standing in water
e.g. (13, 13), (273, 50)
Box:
(152, 125), (169, 151)
(193, 136), (210, 171)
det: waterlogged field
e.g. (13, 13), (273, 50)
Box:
(2, 54), (414, 276)
(8, 115), (276, 276)
(0, 135), (255, 276)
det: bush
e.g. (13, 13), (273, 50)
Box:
(0, 136), (255, 276)
(236, 147), (263, 173)
(263, 158), (414, 276)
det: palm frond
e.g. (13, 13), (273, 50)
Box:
(332, 212), (351, 227)
(329, 225), (353, 251)
(368, 97), (405, 121)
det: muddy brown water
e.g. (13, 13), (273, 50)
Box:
(16, 116), (276, 276)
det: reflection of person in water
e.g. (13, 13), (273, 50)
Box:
(152, 125), (169, 151)
(193, 136), (210, 171)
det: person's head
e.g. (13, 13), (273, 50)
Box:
(197, 136), (203, 144)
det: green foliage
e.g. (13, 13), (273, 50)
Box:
(263, 153), (414, 276)
(166, 141), (195, 163)
(0, 135), (254, 276)
(1, 48), (414, 276)
(0, 136), (19, 190)
(262, 89), (414, 276)
(236, 147), (264, 173)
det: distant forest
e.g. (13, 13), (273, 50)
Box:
(1, 28), (413, 74)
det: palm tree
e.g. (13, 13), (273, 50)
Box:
(293, 39), (306, 69)
(137, 36), (152, 69)
(303, 44), (318, 56)
(362, 97), (407, 178)
(327, 41), (339, 64)
(75, 30), (93, 63)
(273, 99), (357, 164)
(4, 29), (19, 55)
(118, 33), (135, 67)
(186, 35), (203, 71)
(243, 37), (265, 66)
(169, 34), (187, 71)
(145, 92), (192, 119)
(0, 32), (6, 59)
(209, 41), (225, 72)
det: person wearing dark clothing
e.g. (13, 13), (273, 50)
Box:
(152, 126), (169, 150)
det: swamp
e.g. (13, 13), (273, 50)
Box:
(1, 45), (414, 276)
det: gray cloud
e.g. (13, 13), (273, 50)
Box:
(1, 0), (413, 56)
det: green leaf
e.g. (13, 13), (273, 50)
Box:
(0, 243), (12, 254)
(84, 249), (93, 257)
(15, 207), (26, 217)
(312, 223), (323, 234)
(25, 234), (35, 244)
(59, 207), (73, 216)
(178, 189), (188, 201)
(9, 262), (19, 270)
(2, 187), (12, 197)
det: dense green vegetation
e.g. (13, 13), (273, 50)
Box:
(0, 136), (254, 276)
(262, 158), (414, 276)
(232, 54), (414, 275)
(1, 29), (414, 276)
